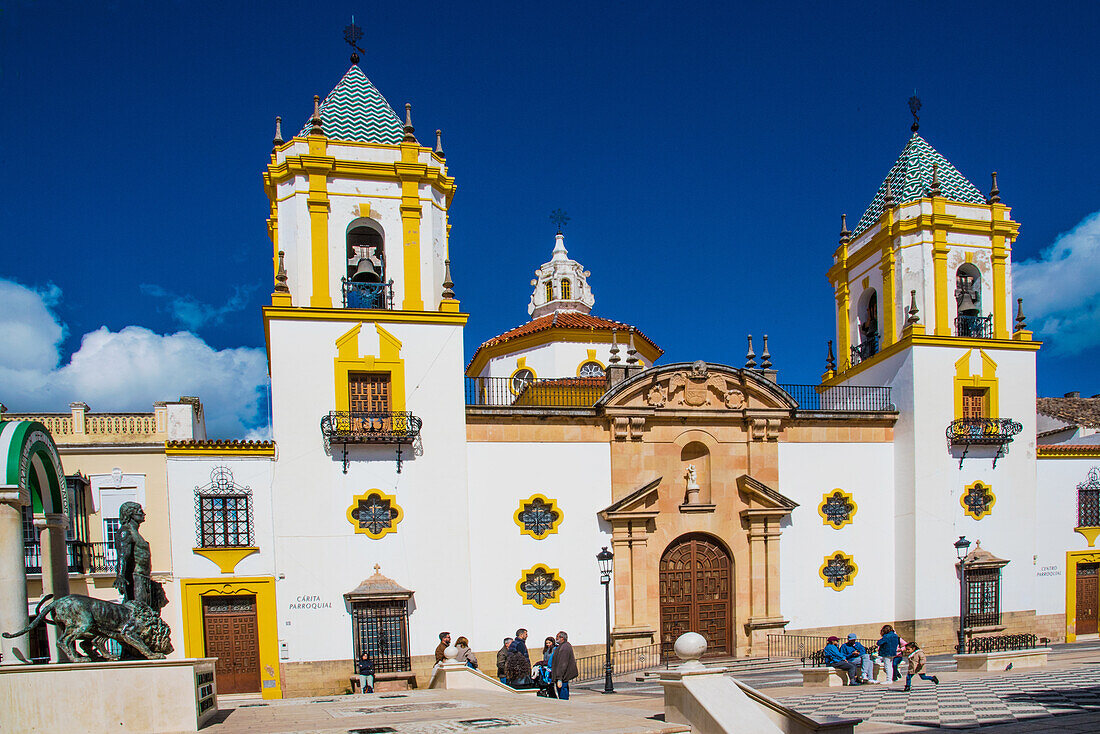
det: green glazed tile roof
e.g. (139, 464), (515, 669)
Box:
(852, 133), (986, 238)
(298, 65), (404, 144)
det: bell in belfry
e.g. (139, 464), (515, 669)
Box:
(349, 246), (382, 283)
(955, 273), (980, 316)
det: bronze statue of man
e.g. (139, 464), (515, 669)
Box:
(113, 502), (167, 614)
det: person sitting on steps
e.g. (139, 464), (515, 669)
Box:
(822, 636), (865, 685)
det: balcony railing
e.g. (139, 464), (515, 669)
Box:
(342, 278), (394, 310)
(24, 541), (104, 575)
(947, 418), (1023, 467)
(321, 411), (423, 473)
(955, 313), (994, 339)
(780, 384), (894, 412)
(850, 337), (879, 366)
(465, 376), (609, 407)
(86, 541), (119, 574)
(965, 634), (1038, 654)
(575, 642), (664, 682)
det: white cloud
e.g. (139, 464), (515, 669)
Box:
(1014, 210), (1100, 355)
(0, 278), (268, 437)
(140, 283), (254, 331)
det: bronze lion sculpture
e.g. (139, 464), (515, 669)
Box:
(3, 594), (173, 661)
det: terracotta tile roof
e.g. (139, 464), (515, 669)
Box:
(468, 313), (662, 371)
(1036, 397), (1100, 429)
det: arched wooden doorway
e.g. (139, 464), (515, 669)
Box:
(659, 534), (732, 656)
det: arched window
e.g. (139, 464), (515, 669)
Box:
(955, 263), (990, 337)
(578, 361), (604, 378)
(194, 467), (253, 548)
(561, 278), (572, 300)
(345, 220), (387, 309)
(854, 289), (879, 363)
(545, 281), (554, 302)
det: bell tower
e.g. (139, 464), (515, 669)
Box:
(822, 104), (1041, 645)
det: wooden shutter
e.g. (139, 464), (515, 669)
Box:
(962, 388), (986, 421)
(349, 373), (391, 413)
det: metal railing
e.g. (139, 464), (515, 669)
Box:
(86, 542), (118, 574)
(966, 633), (1038, 654)
(320, 411), (422, 445)
(850, 337), (879, 366)
(465, 376), (609, 408)
(955, 314), (995, 339)
(575, 642), (663, 682)
(780, 384), (894, 412)
(946, 418), (1023, 446)
(342, 278), (394, 310)
(23, 541), (98, 575)
(767, 633), (878, 661)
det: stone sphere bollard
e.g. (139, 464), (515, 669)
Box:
(444, 645), (459, 662)
(674, 632), (708, 670)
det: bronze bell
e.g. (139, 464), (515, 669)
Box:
(955, 274), (980, 315)
(350, 256), (381, 283)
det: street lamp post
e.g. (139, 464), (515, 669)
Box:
(597, 546), (614, 694)
(954, 536), (972, 655)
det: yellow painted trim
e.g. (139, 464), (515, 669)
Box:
(398, 144), (425, 311)
(166, 444), (275, 457)
(953, 350), (999, 420)
(515, 563), (565, 610)
(824, 333), (1039, 386)
(358, 202), (371, 218)
(192, 547), (259, 573)
(466, 329), (662, 378)
(818, 489), (856, 529)
(333, 323), (406, 413)
(835, 281), (851, 368)
(1075, 527), (1100, 548)
(513, 494), (564, 540)
(180, 576), (282, 699)
(509, 358), (538, 396)
(346, 488), (403, 539)
(267, 151), (456, 205)
(819, 551), (858, 591)
(1065, 550), (1100, 642)
(1039, 446), (1100, 459)
(263, 306), (468, 326)
(990, 204), (1009, 339)
(960, 480), (996, 520)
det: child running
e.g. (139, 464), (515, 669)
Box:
(902, 642), (939, 691)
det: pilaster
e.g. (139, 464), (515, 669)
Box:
(990, 203), (1009, 339)
(0, 487), (30, 665)
(397, 143), (426, 311)
(931, 197), (950, 336)
(35, 512), (71, 662)
(303, 141), (334, 308)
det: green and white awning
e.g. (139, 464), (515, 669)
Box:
(298, 65), (404, 144)
(853, 133), (986, 238)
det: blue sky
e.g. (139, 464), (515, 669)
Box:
(1, 1), (1098, 436)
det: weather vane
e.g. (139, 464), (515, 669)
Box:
(344, 17), (365, 64)
(908, 93), (921, 133)
(550, 209), (570, 234)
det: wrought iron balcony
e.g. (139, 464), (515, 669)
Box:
(341, 278), (394, 310)
(465, 376), (609, 407)
(321, 411), (423, 473)
(947, 418), (1023, 467)
(86, 541), (118, 574)
(849, 336), (879, 366)
(23, 541), (97, 575)
(955, 313), (994, 339)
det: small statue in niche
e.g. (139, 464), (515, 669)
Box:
(684, 464), (701, 505)
(114, 502), (168, 614)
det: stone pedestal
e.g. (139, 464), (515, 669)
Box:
(0, 657), (218, 733)
(427, 647), (535, 694)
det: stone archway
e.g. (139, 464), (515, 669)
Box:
(0, 420), (67, 664)
(659, 533), (732, 656)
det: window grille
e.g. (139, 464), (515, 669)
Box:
(518, 498), (559, 538)
(351, 494), (400, 536)
(578, 362), (605, 378)
(518, 566), (563, 607)
(545, 282), (554, 302)
(962, 481), (995, 519)
(964, 567), (1001, 628)
(820, 491), (855, 528)
(820, 552), (857, 590)
(1078, 468), (1100, 527)
(194, 466), (254, 548)
(351, 600), (411, 673)
(561, 279), (572, 300)
(510, 369), (535, 394)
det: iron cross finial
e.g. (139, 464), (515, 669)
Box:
(373, 563), (381, 574)
(549, 208), (570, 234)
(908, 93), (922, 133)
(344, 17), (365, 64)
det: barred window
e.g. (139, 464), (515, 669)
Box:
(352, 600), (411, 673)
(194, 466), (254, 548)
(964, 567), (1001, 628)
(1078, 468), (1100, 528)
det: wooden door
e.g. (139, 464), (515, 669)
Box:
(659, 535), (732, 656)
(203, 595), (260, 694)
(1078, 564), (1099, 635)
(962, 388), (986, 421)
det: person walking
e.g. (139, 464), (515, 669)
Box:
(505, 628), (532, 687)
(356, 652), (375, 694)
(454, 636), (478, 669)
(550, 630), (578, 700)
(841, 633), (874, 683)
(822, 636), (864, 685)
(876, 625), (901, 683)
(902, 642), (939, 691)
(435, 631), (452, 664)
(496, 637), (513, 684)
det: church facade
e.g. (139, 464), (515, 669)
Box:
(4, 55), (1099, 699)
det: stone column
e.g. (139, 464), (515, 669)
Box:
(611, 530), (633, 627)
(629, 523), (651, 629)
(0, 487), (30, 665)
(764, 519), (782, 618)
(747, 522), (767, 621)
(35, 513), (71, 662)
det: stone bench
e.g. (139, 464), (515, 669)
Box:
(953, 647), (1051, 672)
(350, 670), (418, 693)
(800, 661), (890, 687)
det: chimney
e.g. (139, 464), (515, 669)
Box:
(1065, 391), (1081, 398)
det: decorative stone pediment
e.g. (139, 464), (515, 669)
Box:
(599, 361), (797, 413)
(737, 474), (798, 519)
(599, 477), (662, 522)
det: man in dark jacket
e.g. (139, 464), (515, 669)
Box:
(505, 628), (531, 686)
(823, 636), (863, 685)
(551, 631), (579, 700)
(435, 631), (451, 664)
(496, 637), (513, 684)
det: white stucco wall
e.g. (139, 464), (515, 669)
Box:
(778, 442), (895, 629)
(1036, 458), (1100, 617)
(466, 442), (613, 651)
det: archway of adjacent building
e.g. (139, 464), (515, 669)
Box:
(659, 533), (733, 657)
